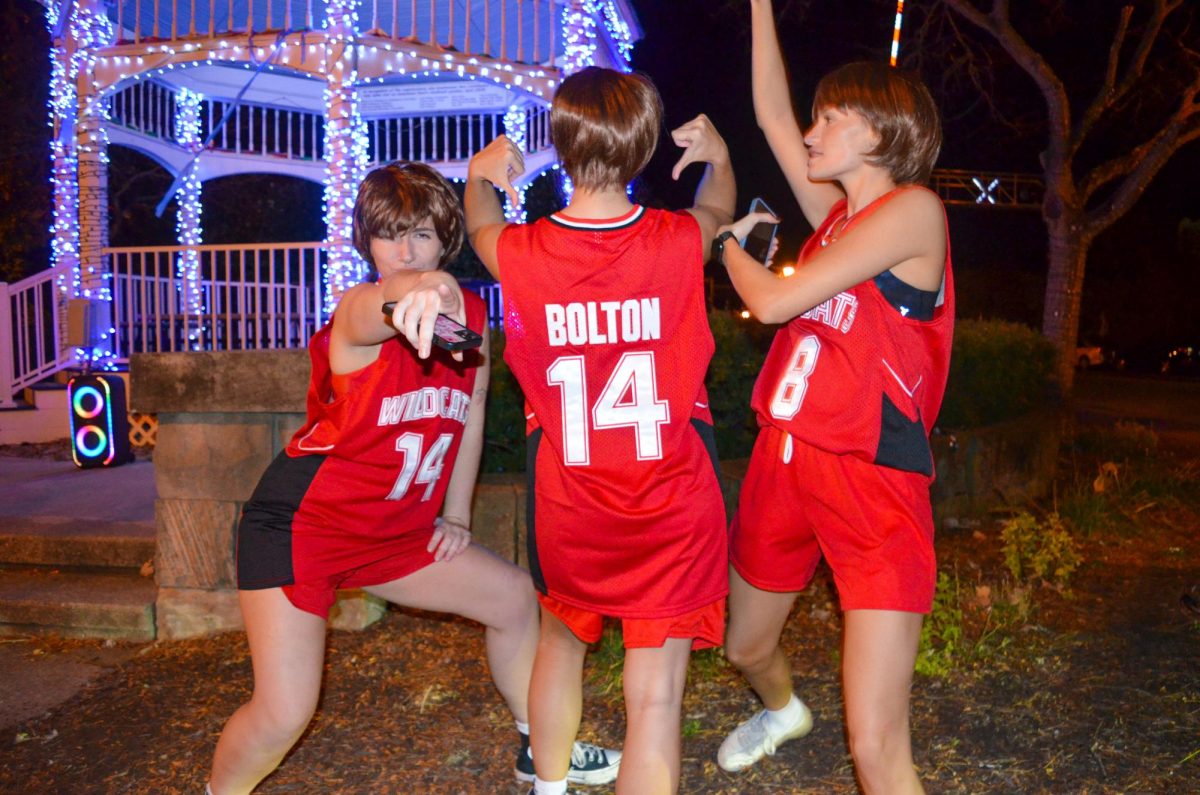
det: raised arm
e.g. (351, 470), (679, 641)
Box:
(750, 0), (842, 228)
(672, 114), (736, 243)
(720, 188), (946, 324)
(465, 135), (526, 279)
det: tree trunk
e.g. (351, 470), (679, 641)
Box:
(1041, 216), (1090, 394)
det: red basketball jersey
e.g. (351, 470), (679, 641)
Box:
(750, 187), (955, 476)
(498, 206), (728, 619)
(284, 291), (487, 537)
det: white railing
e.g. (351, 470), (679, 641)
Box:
(0, 266), (72, 409)
(112, 0), (561, 65)
(107, 242), (326, 360)
(202, 99), (327, 161)
(109, 80), (180, 144)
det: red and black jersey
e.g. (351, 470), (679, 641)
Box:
(750, 187), (955, 476)
(498, 206), (728, 619)
(283, 290), (487, 537)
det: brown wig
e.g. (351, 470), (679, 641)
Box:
(812, 62), (942, 186)
(550, 66), (663, 192)
(352, 161), (464, 269)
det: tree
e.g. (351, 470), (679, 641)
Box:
(936, 0), (1200, 391)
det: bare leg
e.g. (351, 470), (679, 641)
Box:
(616, 637), (692, 795)
(526, 609), (588, 782)
(364, 543), (539, 722)
(723, 568), (800, 710)
(842, 609), (925, 795)
(209, 588), (327, 795)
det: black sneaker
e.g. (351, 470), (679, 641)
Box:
(514, 741), (621, 786)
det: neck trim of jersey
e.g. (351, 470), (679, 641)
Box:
(549, 204), (645, 230)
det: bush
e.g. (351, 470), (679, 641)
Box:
(938, 319), (1057, 429)
(1000, 511), (1081, 587)
(481, 310), (772, 472)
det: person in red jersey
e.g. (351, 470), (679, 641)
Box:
(710, 3), (954, 793)
(462, 67), (735, 795)
(206, 162), (618, 795)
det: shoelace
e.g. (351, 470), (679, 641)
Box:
(571, 742), (607, 767)
(738, 712), (778, 754)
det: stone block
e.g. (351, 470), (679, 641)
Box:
(130, 350), (310, 414)
(157, 587), (243, 640)
(155, 499), (238, 589)
(471, 477), (521, 563)
(153, 418), (275, 501)
(329, 590), (387, 631)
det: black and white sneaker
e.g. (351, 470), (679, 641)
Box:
(514, 741), (622, 786)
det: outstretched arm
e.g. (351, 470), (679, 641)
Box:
(332, 269), (466, 365)
(673, 114), (736, 243)
(466, 135), (526, 280)
(750, 0), (842, 228)
(721, 189), (946, 324)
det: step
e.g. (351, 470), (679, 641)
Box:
(0, 567), (156, 641)
(0, 520), (155, 569)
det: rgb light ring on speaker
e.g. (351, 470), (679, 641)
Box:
(75, 425), (108, 457)
(72, 385), (104, 418)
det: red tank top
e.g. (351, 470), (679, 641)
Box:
(497, 206), (728, 617)
(750, 187), (954, 476)
(284, 291), (487, 535)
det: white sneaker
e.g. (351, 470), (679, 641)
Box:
(716, 701), (813, 772)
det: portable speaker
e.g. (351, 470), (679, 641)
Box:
(67, 374), (132, 469)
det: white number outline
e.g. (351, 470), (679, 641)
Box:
(769, 335), (821, 420)
(386, 432), (454, 502)
(546, 351), (669, 466)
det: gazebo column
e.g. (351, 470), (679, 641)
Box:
(321, 0), (368, 316)
(174, 88), (206, 349)
(70, 0), (116, 368)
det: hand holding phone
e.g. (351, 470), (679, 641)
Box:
(382, 302), (483, 352)
(742, 197), (779, 266)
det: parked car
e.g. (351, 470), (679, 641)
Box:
(1075, 344), (1108, 369)
(1161, 345), (1200, 377)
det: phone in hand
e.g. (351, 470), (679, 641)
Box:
(743, 197), (779, 266)
(382, 302), (484, 352)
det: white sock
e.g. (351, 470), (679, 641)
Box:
(515, 720), (530, 736)
(205, 785), (215, 795)
(764, 694), (805, 732)
(533, 778), (568, 795)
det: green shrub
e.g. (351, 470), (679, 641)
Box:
(915, 571), (963, 678)
(481, 331), (528, 474)
(938, 319), (1057, 429)
(1000, 511), (1081, 587)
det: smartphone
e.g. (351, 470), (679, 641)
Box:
(742, 197), (779, 266)
(382, 302), (484, 352)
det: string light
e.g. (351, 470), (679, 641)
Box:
(174, 87), (206, 347)
(890, 1), (905, 67)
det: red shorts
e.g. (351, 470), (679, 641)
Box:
(730, 426), (936, 613)
(538, 593), (725, 650)
(284, 523), (437, 619)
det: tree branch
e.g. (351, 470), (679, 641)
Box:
(941, 0), (1073, 175)
(1084, 80), (1200, 235)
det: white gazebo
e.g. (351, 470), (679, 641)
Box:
(1, 0), (641, 409)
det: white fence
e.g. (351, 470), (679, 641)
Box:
(0, 266), (73, 409)
(3, 244), (506, 407)
(112, 0), (562, 65)
(108, 242), (327, 360)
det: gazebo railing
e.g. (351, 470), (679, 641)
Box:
(111, 0), (562, 65)
(0, 266), (73, 409)
(107, 242), (327, 361)
(107, 81), (551, 167)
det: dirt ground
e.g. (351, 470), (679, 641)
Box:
(1, 430), (1197, 794)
